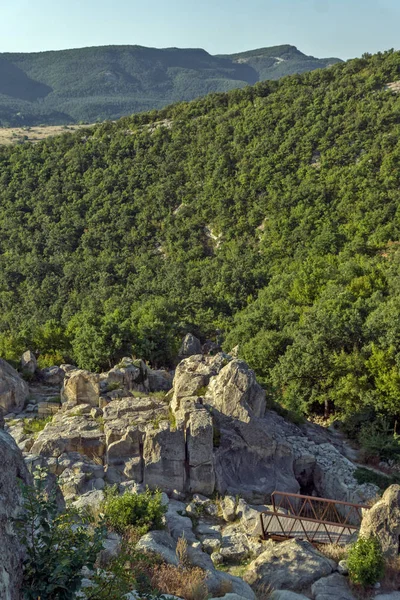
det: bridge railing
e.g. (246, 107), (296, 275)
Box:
(271, 491), (368, 526)
(260, 491), (369, 545)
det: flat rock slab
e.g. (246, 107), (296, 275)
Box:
(270, 592), (310, 600)
(245, 539), (335, 591)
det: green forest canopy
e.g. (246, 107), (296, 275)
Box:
(1, 49), (400, 432)
(0, 44), (340, 126)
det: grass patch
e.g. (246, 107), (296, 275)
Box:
(22, 416), (53, 437)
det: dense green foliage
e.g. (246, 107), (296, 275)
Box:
(0, 44), (340, 126)
(347, 536), (385, 586)
(354, 466), (400, 490)
(102, 487), (167, 534)
(16, 468), (106, 600)
(2, 49), (400, 432)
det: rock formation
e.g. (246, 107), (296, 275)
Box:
(359, 484), (400, 558)
(178, 333), (202, 357)
(0, 427), (31, 600)
(0, 358), (29, 414)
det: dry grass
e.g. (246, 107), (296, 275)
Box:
(176, 534), (188, 567)
(0, 123), (94, 145)
(253, 583), (273, 599)
(150, 564), (208, 600)
(216, 579), (233, 595)
(316, 542), (348, 563)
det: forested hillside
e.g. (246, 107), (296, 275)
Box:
(1, 49), (400, 438)
(0, 44), (340, 126)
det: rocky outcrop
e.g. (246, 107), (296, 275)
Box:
(0, 429), (31, 600)
(61, 370), (100, 406)
(172, 353), (228, 410)
(40, 366), (65, 385)
(21, 350), (37, 374)
(106, 358), (150, 393)
(359, 484), (400, 558)
(214, 413), (299, 503)
(31, 412), (106, 459)
(179, 333), (202, 357)
(207, 359), (266, 421)
(148, 368), (173, 392)
(0, 358), (29, 414)
(244, 539), (336, 592)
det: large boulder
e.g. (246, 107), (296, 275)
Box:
(244, 539), (335, 592)
(0, 358), (29, 414)
(61, 370), (100, 407)
(30, 414), (106, 460)
(172, 353), (229, 408)
(148, 368), (173, 392)
(106, 358), (150, 393)
(359, 484), (400, 558)
(179, 333), (202, 357)
(21, 350), (37, 375)
(207, 359), (266, 421)
(0, 429), (32, 600)
(39, 366), (65, 385)
(311, 573), (355, 600)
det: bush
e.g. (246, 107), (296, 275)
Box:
(102, 487), (167, 534)
(16, 467), (106, 600)
(347, 536), (385, 586)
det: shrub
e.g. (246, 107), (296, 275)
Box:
(347, 536), (385, 586)
(102, 487), (166, 534)
(16, 467), (106, 600)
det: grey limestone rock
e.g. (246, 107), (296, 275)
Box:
(359, 484), (400, 558)
(244, 539), (335, 592)
(0, 429), (32, 600)
(0, 357), (29, 414)
(311, 573), (355, 600)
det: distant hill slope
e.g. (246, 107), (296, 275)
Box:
(0, 44), (341, 125)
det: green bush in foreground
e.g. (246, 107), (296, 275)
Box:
(16, 467), (106, 600)
(102, 486), (167, 534)
(347, 536), (385, 586)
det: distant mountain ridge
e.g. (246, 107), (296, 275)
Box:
(0, 43), (342, 126)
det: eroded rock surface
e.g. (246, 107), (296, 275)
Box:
(0, 358), (29, 414)
(360, 484), (400, 558)
(0, 429), (31, 600)
(244, 539), (336, 592)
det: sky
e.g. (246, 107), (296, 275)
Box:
(1, 0), (399, 59)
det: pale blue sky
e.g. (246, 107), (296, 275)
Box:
(1, 0), (399, 59)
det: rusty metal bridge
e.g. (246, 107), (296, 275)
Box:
(259, 491), (369, 546)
